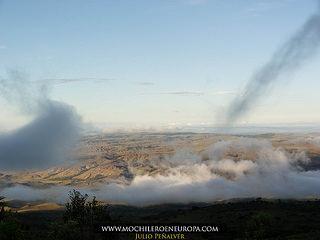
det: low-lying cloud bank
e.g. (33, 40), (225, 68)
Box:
(2, 139), (320, 206)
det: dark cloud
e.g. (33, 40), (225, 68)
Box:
(0, 70), (81, 170)
(225, 2), (320, 125)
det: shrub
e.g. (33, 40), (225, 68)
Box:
(245, 212), (273, 239)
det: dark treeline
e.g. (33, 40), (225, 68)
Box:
(1, 192), (320, 240)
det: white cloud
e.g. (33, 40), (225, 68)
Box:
(209, 90), (236, 96)
(161, 91), (204, 96)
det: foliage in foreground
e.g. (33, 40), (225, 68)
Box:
(0, 196), (24, 240)
(49, 190), (111, 240)
(0, 191), (112, 240)
(1, 193), (320, 239)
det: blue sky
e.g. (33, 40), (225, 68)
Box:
(0, 0), (320, 130)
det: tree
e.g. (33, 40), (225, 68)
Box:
(64, 190), (111, 227)
(0, 196), (6, 221)
(0, 196), (24, 240)
(49, 190), (112, 240)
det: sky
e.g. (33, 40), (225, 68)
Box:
(0, 0), (320, 130)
